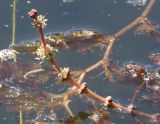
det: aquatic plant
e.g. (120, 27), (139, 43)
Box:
(1, 0), (160, 124)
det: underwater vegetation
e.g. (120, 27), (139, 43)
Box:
(1, 0), (160, 124)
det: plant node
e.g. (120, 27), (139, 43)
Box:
(127, 104), (136, 114)
(104, 96), (112, 107)
(58, 67), (70, 81)
(78, 82), (88, 94)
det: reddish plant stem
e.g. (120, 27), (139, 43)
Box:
(49, 57), (61, 72)
(68, 76), (81, 88)
(30, 13), (47, 49)
(86, 60), (103, 72)
(38, 26), (47, 49)
(132, 109), (155, 121)
(111, 102), (156, 122)
(103, 37), (116, 60)
(141, 0), (156, 17)
(48, 54), (158, 121)
(49, 56), (81, 88)
(31, 0), (158, 122)
(78, 60), (102, 83)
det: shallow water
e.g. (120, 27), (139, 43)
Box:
(0, 0), (160, 124)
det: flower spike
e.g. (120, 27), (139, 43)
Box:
(27, 9), (38, 19)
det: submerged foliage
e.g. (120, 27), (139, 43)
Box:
(0, 84), (45, 112)
(14, 29), (102, 54)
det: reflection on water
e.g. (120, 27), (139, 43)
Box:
(0, 0), (160, 124)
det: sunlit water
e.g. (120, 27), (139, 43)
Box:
(0, 0), (160, 124)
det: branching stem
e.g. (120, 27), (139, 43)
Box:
(28, 0), (159, 122)
(78, 0), (157, 83)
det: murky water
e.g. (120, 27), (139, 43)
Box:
(0, 0), (160, 124)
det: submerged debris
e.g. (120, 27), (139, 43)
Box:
(141, 76), (160, 105)
(0, 62), (53, 85)
(123, 63), (146, 78)
(45, 33), (68, 48)
(0, 84), (45, 112)
(149, 53), (160, 66)
(103, 60), (125, 82)
(0, 81), (70, 113)
(134, 67), (160, 105)
(14, 29), (102, 54)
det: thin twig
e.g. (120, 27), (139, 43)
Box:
(103, 0), (157, 60)
(78, 60), (102, 83)
(23, 68), (45, 79)
(131, 81), (147, 105)
(63, 102), (74, 117)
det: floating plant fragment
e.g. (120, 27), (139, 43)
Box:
(26, 0), (31, 4)
(123, 63), (146, 78)
(126, 0), (148, 6)
(70, 30), (99, 39)
(0, 49), (17, 62)
(62, 0), (74, 3)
